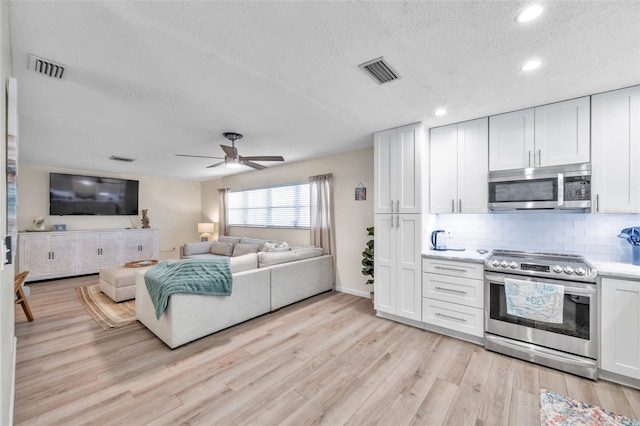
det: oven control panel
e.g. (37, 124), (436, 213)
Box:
(485, 251), (597, 282)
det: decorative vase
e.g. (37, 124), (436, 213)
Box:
(31, 216), (45, 231)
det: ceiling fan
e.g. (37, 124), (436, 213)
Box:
(176, 132), (285, 170)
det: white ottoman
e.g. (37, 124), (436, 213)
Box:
(99, 265), (154, 302)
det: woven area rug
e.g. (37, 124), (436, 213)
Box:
(76, 285), (136, 330)
(540, 388), (640, 426)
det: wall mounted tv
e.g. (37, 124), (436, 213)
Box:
(50, 173), (139, 216)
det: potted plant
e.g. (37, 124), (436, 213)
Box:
(361, 226), (374, 303)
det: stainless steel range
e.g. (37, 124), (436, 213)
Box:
(484, 250), (598, 379)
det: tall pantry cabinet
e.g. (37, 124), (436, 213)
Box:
(374, 122), (423, 322)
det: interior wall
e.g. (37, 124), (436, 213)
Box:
(201, 147), (374, 296)
(17, 163), (202, 262)
(0, 1), (15, 423)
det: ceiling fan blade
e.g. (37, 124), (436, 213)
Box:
(241, 160), (266, 170)
(176, 154), (224, 159)
(206, 161), (226, 169)
(240, 155), (285, 162)
(220, 145), (238, 159)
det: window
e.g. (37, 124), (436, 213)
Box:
(228, 182), (310, 229)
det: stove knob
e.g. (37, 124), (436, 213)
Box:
(509, 261), (518, 269)
(564, 266), (574, 275)
(553, 265), (563, 273)
(575, 267), (586, 276)
(491, 260), (501, 267)
(500, 260), (509, 268)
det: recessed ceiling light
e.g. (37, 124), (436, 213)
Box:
(521, 60), (541, 71)
(435, 108), (447, 116)
(516, 5), (544, 23)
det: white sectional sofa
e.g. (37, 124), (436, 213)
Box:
(135, 237), (333, 348)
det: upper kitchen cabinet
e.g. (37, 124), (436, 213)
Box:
(591, 86), (640, 213)
(374, 122), (423, 214)
(430, 118), (488, 214)
(489, 97), (590, 171)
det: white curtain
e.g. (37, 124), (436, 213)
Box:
(309, 173), (335, 257)
(218, 188), (230, 237)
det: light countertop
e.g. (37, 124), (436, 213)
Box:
(423, 249), (640, 280)
(423, 248), (490, 264)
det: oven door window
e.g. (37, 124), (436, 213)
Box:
(488, 178), (558, 203)
(489, 283), (590, 340)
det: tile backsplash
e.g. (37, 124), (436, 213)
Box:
(433, 212), (640, 263)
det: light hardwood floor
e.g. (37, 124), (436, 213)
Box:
(14, 275), (640, 425)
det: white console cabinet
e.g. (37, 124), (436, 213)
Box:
(19, 229), (159, 282)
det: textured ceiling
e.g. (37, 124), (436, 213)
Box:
(8, 1), (640, 181)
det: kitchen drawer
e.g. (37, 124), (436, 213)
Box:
(422, 298), (484, 337)
(422, 258), (484, 280)
(423, 273), (484, 309)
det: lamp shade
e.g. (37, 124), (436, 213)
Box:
(198, 223), (215, 233)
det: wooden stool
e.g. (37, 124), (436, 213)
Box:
(15, 271), (34, 322)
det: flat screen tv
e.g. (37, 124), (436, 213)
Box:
(50, 173), (139, 216)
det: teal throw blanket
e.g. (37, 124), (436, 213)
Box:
(144, 258), (232, 319)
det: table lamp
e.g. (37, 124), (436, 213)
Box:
(198, 223), (215, 241)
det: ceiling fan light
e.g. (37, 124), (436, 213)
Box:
(226, 157), (242, 168)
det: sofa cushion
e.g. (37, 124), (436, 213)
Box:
(183, 241), (214, 256)
(233, 243), (259, 257)
(239, 237), (272, 251)
(258, 247), (324, 267)
(181, 253), (225, 260)
(218, 236), (242, 245)
(210, 241), (234, 256)
(229, 253), (258, 273)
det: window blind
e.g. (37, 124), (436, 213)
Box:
(228, 182), (310, 228)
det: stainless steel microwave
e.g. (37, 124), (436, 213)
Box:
(488, 163), (591, 211)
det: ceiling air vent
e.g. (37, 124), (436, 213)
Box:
(109, 155), (136, 163)
(358, 57), (400, 85)
(28, 54), (68, 80)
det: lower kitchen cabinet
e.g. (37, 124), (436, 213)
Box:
(600, 277), (640, 379)
(422, 258), (485, 341)
(374, 214), (422, 321)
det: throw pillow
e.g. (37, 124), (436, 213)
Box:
(210, 241), (234, 257)
(262, 241), (290, 252)
(218, 236), (242, 245)
(232, 243), (259, 257)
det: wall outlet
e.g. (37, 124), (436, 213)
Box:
(445, 230), (453, 238)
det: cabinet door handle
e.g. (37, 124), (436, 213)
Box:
(451, 199), (455, 213)
(51, 252), (55, 260)
(435, 312), (467, 322)
(528, 150), (532, 167)
(48, 252), (51, 260)
(97, 249), (100, 255)
(434, 286), (468, 295)
(434, 266), (467, 273)
(396, 215), (400, 228)
(459, 199), (462, 213)
(538, 149), (541, 167)
(390, 199), (393, 212)
(596, 194), (599, 212)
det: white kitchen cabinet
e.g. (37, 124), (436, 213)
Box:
(591, 86), (640, 213)
(77, 232), (123, 273)
(430, 118), (488, 213)
(124, 229), (159, 261)
(600, 277), (640, 379)
(422, 258), (485, 339)
(19, 233), (77, 280)
(489, 97), (590, 171)
(18, 229), (159, 281)
(374, 122), (423, 214)
(374, 214), (422, 321)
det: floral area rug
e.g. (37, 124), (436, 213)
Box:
(540, 388), (640, 426)
(76, 285), (137, 330)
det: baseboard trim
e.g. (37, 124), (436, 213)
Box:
(335, 286), (371, 299)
